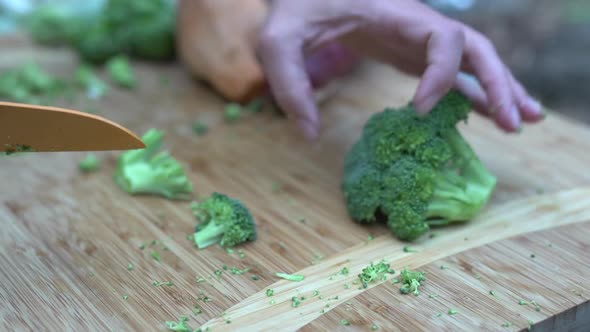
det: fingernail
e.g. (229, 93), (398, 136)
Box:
(509, 105), (521, 131)
(528, 98), (542, 115)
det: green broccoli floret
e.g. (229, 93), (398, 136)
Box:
(224, 103), (243, 123)
(0, 63), (65, 104)
(114, 129), (193, 199)
(192, 193), (257, 249)
(106, 55), (136, 89)
(358, 260), (395, 288)
(343, 90), (497, 241)
(399, 267), (426, 296)
(79, 153), (101, 173)
(24, 4), (84, 46)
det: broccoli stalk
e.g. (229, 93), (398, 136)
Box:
(114, 129), (193, 199)
(425, 128), (497, 224)
(192, 193), (257, 249)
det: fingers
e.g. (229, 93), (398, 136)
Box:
(453, 72), (489, 116)
(464, 30), (522, 132)
(506, 69), (544, 123)
(258, 29), (320, 140)
(413, 26), (465, 114)
(305, 42), (361, 89)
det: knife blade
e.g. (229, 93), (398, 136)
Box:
(0, 101), (145, 152)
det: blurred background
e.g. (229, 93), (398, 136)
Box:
(0, 0), (588, 123)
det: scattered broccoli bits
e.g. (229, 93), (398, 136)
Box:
(358, 260), (395, 288)
(165, 316), (192, 332)
(106, 55), (136, 88)
(0, 62), (65, 104)
(342, 91), (497, 241)
(192, 121), (209, 136)
(79, 153), (101, 173)
(192, 192), (257, 249)
(114, 129), (193, 199)
(266, 289), (274, 297)
(75, 64), (108, 99)
(276, 272), (305, 282)
(224, 103), (243, 123)
(448, 309), (458, 315)
(399, 267), (427, 296)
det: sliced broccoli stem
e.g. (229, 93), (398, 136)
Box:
(426, 128), (497, 223)
(194, 220), (226, 249)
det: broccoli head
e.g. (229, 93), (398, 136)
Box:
(343, 91), (497, 241)
(192, 193), (257, 249)
(114, 129), (193, 199)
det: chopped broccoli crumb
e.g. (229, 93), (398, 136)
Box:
(251, 275), (260, 280)
(358, 260), (395, 288)
(193, 307), (202, 315)
(153, 280), (173, 287)
(224, 103), (243, 123)
(245, 98), (265, 113)
(528, 320), (534, 331)
(340, 319), (351, 326)
(502, 322), (513, 328)
(270, 299), (276, 305)
(192, 121), (209, 136)
(291, 296), (303, 308)
(399, 267), (427, 296)
(313, 290), (320, 297)
(489, 290), (496, 296)
(440, 265), (449, 270)
(192, 193), (257, 249)
(196, 277), (206, 283)
(266, 289), (274, 297)
(114, 129), (193, 199)
(340, 267), (350, 276)
(122, 295), (128, 300)
(403, 246), (417, 253)
(367, 234), (375, 241)
(150, 250), (161, 262)
(276, 272), (305, 282)
(238, 249), (246, 259)
(230, 267), (250, 275)
(78, 153), (101, 172)
(519, 300), (542, 311)
(448, 309), (458, 315)
(530, 254), (536, 258)
(434, 313), (442, 317)
(106, 55), (136, 88)
(371, 324), (379, 330)
(127, 263), (134, 271)
(429, 294), (438, 299)
(165, 316), (192, 332)
(214, 269), (223, 278)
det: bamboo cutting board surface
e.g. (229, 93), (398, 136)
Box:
(1, 35), (590, 331)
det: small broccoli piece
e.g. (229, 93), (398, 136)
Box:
(343, 90), (497, 241)
(79, 153), (100, 173)
(192, 121), (209, 136)
(266, 289), (274, 297)
(0, 63), (65, 104)
(448, 309), (458, 315)
(165, 316), (192, 332)
(224, 103), (243, 123)
(75, 64), (108, 99)
(25, 4), (84, 46)
(192, 192), (257, 249)
(358, 260), (395, 288)
(106, 55), (136, 88)
(275, 272), (305, 282)
(399, 267), (426, 296)
(114, 129), (193, 199)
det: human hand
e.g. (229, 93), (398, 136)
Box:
(258, 0), (545, 140)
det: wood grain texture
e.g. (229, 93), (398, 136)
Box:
(201, 189), (590, 331)
(1, 35), (590, 331)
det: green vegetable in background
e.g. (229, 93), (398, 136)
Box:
(106, 55), (136, 89)
(0, 62), (65, 104)
(75, 64), (108, 99)
(24, 4), (84, 46)
(114, 129), (193, 199)
(192, 192), (257, 249)
(342, 90), (497, 241)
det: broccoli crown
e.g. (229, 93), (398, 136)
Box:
(114, 129), (193, 199)
(192, 193), (257, 249)
(343, 91), (497, 241)
(399, 267), (426, 296)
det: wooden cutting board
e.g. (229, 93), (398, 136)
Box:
(1, 35), (590, 331)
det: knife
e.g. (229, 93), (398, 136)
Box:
(0, 101), (145, 153)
